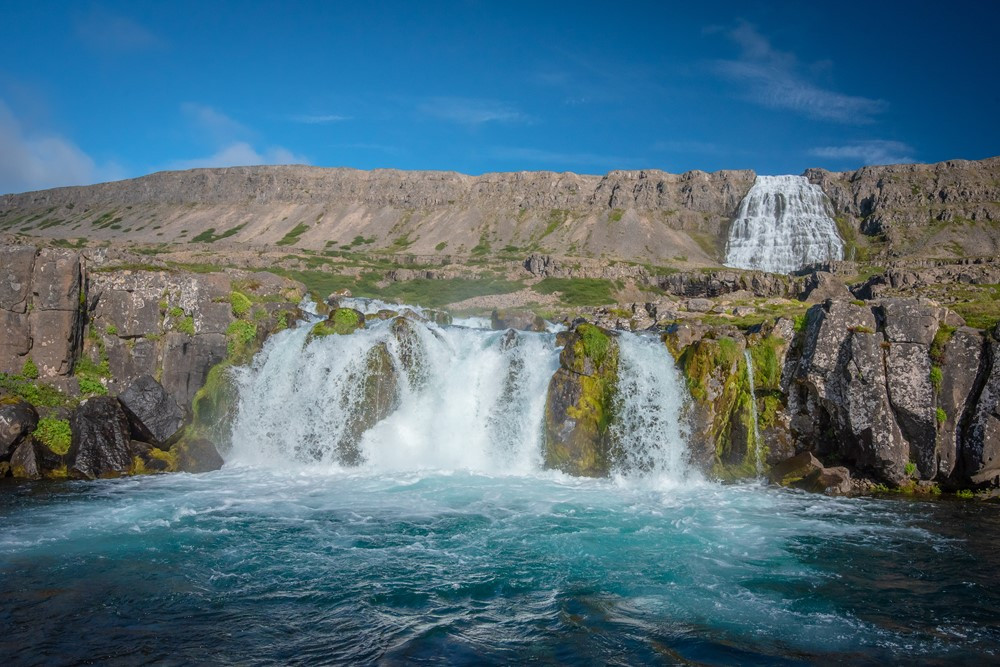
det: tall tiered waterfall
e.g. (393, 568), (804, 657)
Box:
(724, 175), (844, 274)
(225, 307), (693, 481)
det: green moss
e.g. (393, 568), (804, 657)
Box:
(225, 320), (258, 363)
(435, 241), (447, 251)
(956, 489), (975, 499)
(936, 407), (947, 425)
(904, 461), (917, 478)
(230, 291), (252, 318)
(191, 363), (236, 437)
(176, 316), (195, 336)
(930, 324), (956, 364)
(276, 223), (310, 246)
(21, 357), (38, 380)
(34, 417), (72, 455)
(577, 324), (611, 367)
(105, 324), (118, 336)
(609, 209), (624, 222)
(168, 306), (184, 318)
(930, 365), (943, 393)
(748, 336), (783, 391)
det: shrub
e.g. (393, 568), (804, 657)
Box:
(21, 357), (39, 380)
(230, 291), (252, 318)
(930, 366), (943, 393)
(904, 461), (917, 478)
(936, 407), (947, 425)
(34, 417), (72, 455)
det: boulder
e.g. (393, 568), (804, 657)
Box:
(160, 332), (228, 409)
(879, 298), (940, 345)
(129, 440), (170, 472)
(389, 317), (427, 389)
(769, 451), (824, 486)
(544, 324), (620, 477)
(69, 396), (133, 479)
(801, 271), (852, 303)
(491, 309), (545, 332)
(0, 397), (38, 459)
(175, 437), (224, 473)
(337, 342), (399, 464)
(309, 308), (366, 339)
(118, 375), (186, 448)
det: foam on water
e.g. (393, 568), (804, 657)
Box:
(725, 174), (845, 274)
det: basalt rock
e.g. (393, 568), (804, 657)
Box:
(0, 397), (38, 459)
(69, 396), (135, 479)
(491, 309), (546, 332)
(118, 375), (186, 448)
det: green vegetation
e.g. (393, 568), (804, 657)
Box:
(930, 324), (957, 364)
(105, 324), (118, 336)
(470, 235), (491, 256)
(849, 325), (876, 334)
(21, 357), (38, 380)
(0, 373), (74, 408)
(533, 278), (616, 307)
(904, 461), (917, 478)
(190, 223), (247, 243)
(435, 241), (448, 251)
(169, 306), (184, 318)
(230, 291), (252, 318)
(936, 407), (947, 425)
(34, 417), (72, 455)
(225, 320), (258, 363)
(609, 209), (624, 222)
(956, 489), (975, 499)
(748, 336), (784, 390)
(577, 324), (611, 367)
(176, 316), (196, 335)
(77, 376), (108, 396)
(276, 223), (310, 246)
(539, 209), (569, 240)
(930, 366), (943, 393)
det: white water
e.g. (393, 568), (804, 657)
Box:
(744, 349), (763, 477)
(725, 175), (844, 274)
(226, 313), (694, 482)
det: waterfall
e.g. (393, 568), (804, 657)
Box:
(724, 175), (844, 274)
(744, 349), (763, 477)
(611, 333), (692, 481)
(224, 309), (693, 479)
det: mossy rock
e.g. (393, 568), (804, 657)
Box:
(543, 323), (620, 477)
(309, 308), (365, 340)
(390, 317), (427, 389)
(191, 362), (238, 446)
(336, 342), (400, 465)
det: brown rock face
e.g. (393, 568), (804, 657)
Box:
(806, 157), (1000, 260)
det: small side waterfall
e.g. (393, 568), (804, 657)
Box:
(725, 175), (844, 274)
(743, 350), (763, 477)
(225, 309), (694, 480)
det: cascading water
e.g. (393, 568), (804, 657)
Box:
(225, 309), (693, 480)
(744, 349), (763, 477)
(724, 174), (844, 274)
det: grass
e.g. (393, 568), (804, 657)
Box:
(190, 223), (246, 243)
(34, 417), (72, 455)
(276, 223), (310, 246)
(533, 278), (617, 307)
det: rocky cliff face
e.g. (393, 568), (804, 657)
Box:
(0, 243), (305, 480)
(0, 166), (754, 265)
(806, 157), (1000, 260)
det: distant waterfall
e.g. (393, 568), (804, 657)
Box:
(225, 308), (693, 479)
(724, 175), (844, 274)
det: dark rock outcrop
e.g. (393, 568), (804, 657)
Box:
(118, 375), (186, 448)
(491, 309), (546, 332)
(0, 397), (38, 459)
(69, 397), (134, 479)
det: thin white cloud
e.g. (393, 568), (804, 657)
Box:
(289, 114), (350, 124)
(419, 97), (530, 125)
(168, 142), (308, 170)
(0, 99), (124, 194)
(710, 22), (886, 124)
(181, 102), (249, 142)
(810, 140), (916, 166)
(75, 9), (164, 51)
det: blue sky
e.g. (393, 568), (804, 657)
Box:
(1, 1), (998, 194)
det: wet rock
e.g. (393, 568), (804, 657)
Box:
(491, 308), (545, 332)
(160, 332), (227, 410)
(69, 396), (133, 479)
(963, 340), (1000, 486)
(338, 342), (399, 465)
(118, 375), (186, 448)
(0, 397), (38, 459)
(390, 316), (427, 389)
(769, 452), (852, 495)
(769, 451), (824, 486)
(175, 437), (224, 473)
(309, 308), (365, 339)
(129, 440), (170, 472)
(544, 324), (619, 477)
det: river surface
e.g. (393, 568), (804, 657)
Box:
(2, 470), (999, 665)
